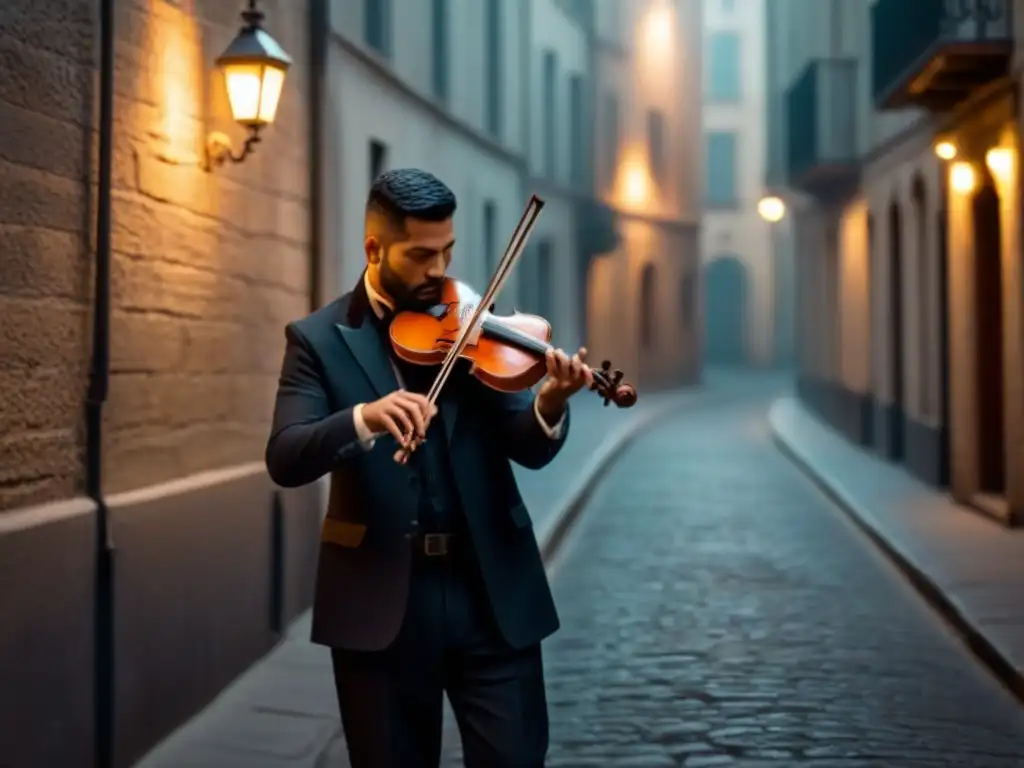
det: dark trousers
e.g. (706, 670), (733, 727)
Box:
(331, 548), (549, 767)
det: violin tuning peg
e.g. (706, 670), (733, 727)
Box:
(613, 369), (623, 385)
(601, 360), (611, 372)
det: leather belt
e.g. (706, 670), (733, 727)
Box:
(414, 532), (454, 557)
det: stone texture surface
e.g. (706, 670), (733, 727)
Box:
(443, 393), (1024, 766)
(130, 377), (1024, 768)
(131, 390), (683, 768)
(0, 0), (310, 510)
(770, 395), (1024, 705)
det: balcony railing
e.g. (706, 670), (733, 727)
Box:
(785, 59), (859, 200)
(872, 0), (1012, 111)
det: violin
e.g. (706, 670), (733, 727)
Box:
(388, 193), (637, 464)
(389, 277), (638, 407)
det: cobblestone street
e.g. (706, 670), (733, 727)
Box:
(444, 392), (1024, 767)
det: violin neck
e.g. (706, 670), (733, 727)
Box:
(480, 317), (551, 357)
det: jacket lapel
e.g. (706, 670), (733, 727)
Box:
(335, 273), (462, 445)
(333, 276), (400, 400)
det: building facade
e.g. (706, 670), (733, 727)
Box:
(1, 0), (701, 766)
(700, 0), (781, 367)
(775, 0), (1024, 525)
(589, 0), (703, 387)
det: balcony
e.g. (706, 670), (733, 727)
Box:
(575, 197), (619, 258)
(785, 59), (859, 200)
(872, 0), (1012, 111)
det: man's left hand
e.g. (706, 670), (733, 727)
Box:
(536, 346), (593, 421)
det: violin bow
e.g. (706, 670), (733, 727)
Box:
(420, 195), (543, 406)
(394, 196), (544, 462)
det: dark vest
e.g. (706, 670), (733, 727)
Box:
(369, 310), (464, 533)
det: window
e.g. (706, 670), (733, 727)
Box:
(604, 92), (620, 189)
(369, 139), (388, 185)
(705, 32), (740, 101)
(647, 109), (666, 185)
(483, 200), (498, 278)
(542, 51), (557, 177)
(485, 0), (502, 136)
(704, 132), (737, 207)
(365, 0), (390, 56)
(569, 74), (585, 185)
(432, 0), (448, 101)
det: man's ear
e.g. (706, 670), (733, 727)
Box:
(365, 236), (381, 264)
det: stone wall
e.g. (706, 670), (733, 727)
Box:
(0, 0), (310, 510)
(0, 0), (97, 511)
(0, 2), (318, 765)
(105, 0), (310, 492)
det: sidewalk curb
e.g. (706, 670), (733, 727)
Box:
(768, 401), (1024, 704)
(536, 392), (708, 566)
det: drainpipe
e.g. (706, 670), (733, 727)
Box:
(87, 0), (116, 763)
(308, 0), (328, 311)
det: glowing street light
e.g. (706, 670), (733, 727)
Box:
(758, 195), (786, 223)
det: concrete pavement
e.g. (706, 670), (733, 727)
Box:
(133, 388), (699, 768)
(460, 393), (1024, 767)
(770, 395), (1024, 705)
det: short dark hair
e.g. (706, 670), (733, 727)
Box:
(366, 168), (457, 241)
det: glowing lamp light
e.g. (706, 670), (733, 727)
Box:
(985, 147), (1014, 180)
(934, 141), (957, 161)
(950, 162), (976, 195)
(206, 0), (292, 169)
(757, 195), (786, 223)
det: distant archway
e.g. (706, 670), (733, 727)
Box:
(703, 255), (748, 366)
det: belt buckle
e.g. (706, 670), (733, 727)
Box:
(422, 533), (448, 556)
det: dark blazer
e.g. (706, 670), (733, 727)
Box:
(265, 279), (569, 652)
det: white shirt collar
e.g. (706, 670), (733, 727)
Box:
(363, 271), (394, 319)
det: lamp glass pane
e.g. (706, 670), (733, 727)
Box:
(223, 63), (264, 122)
(257, 65), (287, 124)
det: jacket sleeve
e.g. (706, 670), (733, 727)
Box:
(484, 386), (571, 470)
(265, 322), (371, 487)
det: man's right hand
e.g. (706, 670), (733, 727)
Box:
(361, 390), (437, 447)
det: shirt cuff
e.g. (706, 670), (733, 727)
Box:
(533, 397), (565, 440)
(353, 403), (378, 447)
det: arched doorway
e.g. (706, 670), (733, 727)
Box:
(703, 255), (747, 366)
(972, 173), (1004, 495)
(888, 201), (905, 460)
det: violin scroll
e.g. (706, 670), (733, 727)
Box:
(590, 360), (638, 408)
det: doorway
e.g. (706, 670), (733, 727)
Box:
(937, 209), (951, 485)
(703, 255), (747, 366)
(971, 178), (1005, 495)
(888, 202), (905, 459)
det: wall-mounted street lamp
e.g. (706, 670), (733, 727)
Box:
(757, 195), (786, 224)
(206, 0), (292, 170)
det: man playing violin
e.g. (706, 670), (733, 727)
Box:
(265, 168), (592, 767)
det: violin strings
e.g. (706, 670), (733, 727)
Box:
(397, 196), (543, 458)
(420, 203), (533, 405)
(424, 198), (542, 406)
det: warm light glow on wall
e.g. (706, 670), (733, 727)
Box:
(985, 147), (1014, 181)
(615, 149), (652, 208)
(934, 141), (957, 161)
(642, 0), (675, 55)
(950, 162), (976, 195)
(147, 0), (204, 160)
(757, 196), (786, 223)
